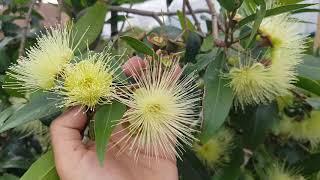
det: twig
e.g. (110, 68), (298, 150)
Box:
(182, 0), (187, 30)
(205, 0), (218, 39)
(109, 5), (210, 17)
(205, 0), (224, 47)
(119, 4), (133, 34)
(185, 0), (203, 33)
(57, 0), (63, 23)
(18, 0), (37, 57)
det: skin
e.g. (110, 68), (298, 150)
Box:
(50, 57), (180, 180)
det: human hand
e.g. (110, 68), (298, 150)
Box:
(50, 57), (179, 180)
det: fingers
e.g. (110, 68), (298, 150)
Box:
(50, 106), (88, 171)
(122, 56), (147, 77)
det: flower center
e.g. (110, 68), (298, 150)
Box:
(144, 103), (163, 114)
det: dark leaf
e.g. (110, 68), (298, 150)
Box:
(293, 153), (320, 176)
(177, 10), (196, 32)
(185, 32), (202, 63)
(296, 76), (320, 96)
(121, 36), (155, 56)
(202, 52), (233, 139)
(218, 0), (244, 11)
(243, 103), (278, 150)
(0, 92), (62, 133)
(73, 1), (108, 51)
(20, 151), (59, 180)
(306, 98), (320, 110)
(0, 174), (19, 180)
(246, 0), (266, 48)
(297, 55), (320, 81)
(212, 145), (244, 180)
(94, 102), (126, 165)
(239, 3), (315, 27)
(195, 49), (217, 71)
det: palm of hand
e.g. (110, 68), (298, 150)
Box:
(50, 107), (178, 180)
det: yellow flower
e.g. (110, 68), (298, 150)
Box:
(228, 59), (289, 108)
(275, 111), (320, 146)
(193, 128), (233, 169)
(115, 59), (200, 160)
(266, 163), (305, 180)
(260, 15), (306, 66)
(260, 15), (306, 92)
(6, 26), (77, 91)
(227, 15), (306, 108)
(57, 51), (122, 109)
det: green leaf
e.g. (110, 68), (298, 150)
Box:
(148, 26), (182, 40)
(195, 49), (217, 71)
(306, 98), (320, 110)
(296, 76), (320, 96)
(185, 32), (202, 63)
(94, 102), (126, 166)
(278, 0), (304, 4)
(292, 8), (320, 14)
(73, 1), (108, 51)
(212, 145), (244, 180)
(246, 0), (266, 48)
(21, 151), (59, 180)
(218, 0), (244, 11)
(0, 104), (24, 127)
(297, 55), (320, 81)
(200, 36), (214, 52)
(178, 150), (211, 180)
(243, 103), (278, 149)
(0, 92), (61, 133)
(202, 52), (233, 139)
(121, 36), (155, 56)
(238, 3), (315, 27)
(0, 174), (19, 180)
(177, 10), (196, 32)
(0, 48), (10, 73)
(293, 153), (320, 176)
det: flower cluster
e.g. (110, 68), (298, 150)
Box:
(227, 15), (306, 108)
(4, 26), (201, 161)
(193, 128), (233, 169)
(266, 163), (305, 180)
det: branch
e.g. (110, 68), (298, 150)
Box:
(18, 0), (37, 57)
(205, 0), (218, 42)
(109, 5), (210, 17)
(185, 0), (203, 33)
(57, 0), (63, 23)
(182, 0), (187, 30)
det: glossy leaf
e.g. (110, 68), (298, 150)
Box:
(246, 0), (266, 48)
(297, 55), (320, 81)
(185, 32), (202, 63)
(218, 0), (244, 11)
(244, 103), (278, 149)
(212, 145), (244, 180)
(121, 36), (155, 56)
(0, 174), (19, 180)
(177, 10), (196, 32)
(0, 92), (61, 133)
(95, 102), (126, 166)
(195, 49), (217, 71)
(21, 151), (58, 180)
(239, 3), (315, 27)
(73, 1), (108, 51)
(306, 98), (320, 110)
(296, 76), (320, 96)
(294, 153), (320, 176)
(202, 52), (233, 139)
(0, 104), (24, 127)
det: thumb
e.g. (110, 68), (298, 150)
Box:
(50, 106), (87, 170)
